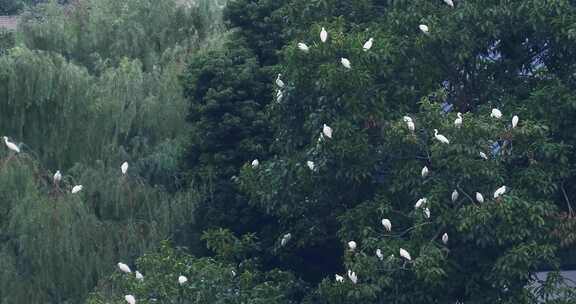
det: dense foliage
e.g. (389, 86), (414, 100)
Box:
(3, 0), (576, 303)
(0, 0), (224, 303)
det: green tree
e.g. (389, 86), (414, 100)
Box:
(86, 237), (306, 304)
(180, 36), (274, 236)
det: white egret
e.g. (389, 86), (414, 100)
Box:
(480, 152), (488, 160)
(276, 89), (283, 103)
(423, 207), (431, 219)
(118, 262), (131, 273)
(121, 162), (129, 175)
(178, 275), (188, 285)
(376, 249), (384, 260)
(434, 129), (450, 144)
(419, 24), (429, 34)
(381, 218), (392, 232)
(415, 198), (427, 209)
(348, 241), (357, 251)
(306, 161), (315, 171)
(421, 166), (429, 178)
(53, 170), (62, 184)
(444, 0), (454, 7)
(476, 192), (484, 203)
(451, 190), (459, 202)
(407, 120), (415, 132)
(363, 38), (373, 51)
(71, 185), (83, 194)
(347, 270), (358, 284)
(322, 124), (333, 139)
(512, 115), (519, 128)
(251, 159), (259, 168)
(341, 58), (351, 69)
(403, 116), (413, 123)
(399, 248), (412, 261)
(281, 233), (292, 246)
(442, 233), (449, 244)
(3, 136), (20, 153)
(275, 74), (285, 88)
(335, 274), (344, 282)
(297, 43), (309, 52)
(320, 27), (328, 43)
(125, 295), (136, 304)
(135, 271), (144, 281)
(494, 185), (507, 198)
(491, 108), (502, 119)
(454, 112), (463, 128)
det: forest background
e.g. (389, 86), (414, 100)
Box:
(1, 0), (576, 303)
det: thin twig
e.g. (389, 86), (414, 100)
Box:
(561, 181), (574, 217)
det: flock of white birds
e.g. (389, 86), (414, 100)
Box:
(2, 137), (135, 301)
(257, 0), (521, 287)
(2, 136), (129, 195)
(117, 262), (188, 304)
(0, 0), (524, 301)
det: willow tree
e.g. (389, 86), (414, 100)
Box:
(19, 0), (207, 72)
(0, 0), (220, 302)
(0, 47), (199, 302)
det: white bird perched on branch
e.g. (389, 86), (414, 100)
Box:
(71, 185), (83, 194)
(512, 115), (519, 128)
(322, 124), (333, 139)
(407, 120), (415, 132)
(275, 73), (285, 88)
(121, 162), (129, 175)
(348, 241), (357, 251)
(480, 152), (488, 160)
(53, 170), (62, 184)
(421, 166), (429, 178)
(320, 27), (328, 43)
(415, 197), (427, 209)
(135, 271), (144, 281)
(363, 38), (373, 51)
(335, 274), (344, 282)
(454, 112), (463, 128)
(125, 295), (136, 304)
(403, 116), (415, 132)
(347, 270), (358, 284)
(297, 42), (309, 52)
(251, 159), (259, 168)
(281, 233), (292, 246)
(400, 248), (412, 261)
(376, 249), (384, 260)
(341, 58), (351, 69)
(306, 161), (315, 171)
(444, 0), (454, 7)
(494, 185), (507, 199)
(442, 233), (449, 244)
(491, 108), (502, 119)
(118, 262), (131, 273)
(178, 275), (188, 285)
(419, 24), (429, 34)
(381, 218), (392, 232)
(451, 190), (459, 202)
(3, 136), (20, 153)
(434, 129), (450, 144)
(476, 192), (484, 203)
